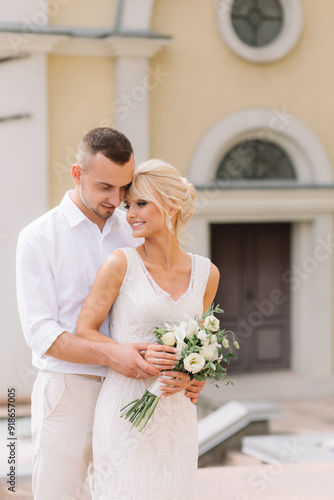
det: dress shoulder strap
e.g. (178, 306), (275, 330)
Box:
(192, 254), (211, 294)
(114, 247), (142, 283)
(117, 246), (136, 261)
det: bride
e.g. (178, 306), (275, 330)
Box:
(76, 159), (220, 500)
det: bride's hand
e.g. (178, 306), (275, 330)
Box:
(144, 343), (178, 371)
(185, 379), (205, 404)
(159, 371), (190, 397)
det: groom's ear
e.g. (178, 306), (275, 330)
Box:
(72, 164), (82, 185)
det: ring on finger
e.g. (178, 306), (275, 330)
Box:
(155, 358), (158, 364)
(136, 373), (140, 379)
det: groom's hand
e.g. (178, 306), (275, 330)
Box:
(106, 343), (160, 379)
(185, 379), (205, 404)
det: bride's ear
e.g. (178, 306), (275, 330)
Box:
(168, 202), (179, 220)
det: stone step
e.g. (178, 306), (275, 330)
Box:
(198, 400), (281, 456)
(223, 450), (262, 467)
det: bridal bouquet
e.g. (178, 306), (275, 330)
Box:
(120, 305), (239, 431)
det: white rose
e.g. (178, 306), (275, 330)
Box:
(199, 344), (215, 360)
(183, 353), (206, 374)
(197, 329), (208, 342)
(161, 331), (176, 346)
(200, 344), (219, 361)
(210, 334), (217, 344)
(204, 315), (220, 332)
(211, 348), (219, 362)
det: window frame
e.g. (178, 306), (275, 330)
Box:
(216, 0), (304, 63)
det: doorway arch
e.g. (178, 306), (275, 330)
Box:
(189, 108), (334, 377)
(189, 107), (333, 186)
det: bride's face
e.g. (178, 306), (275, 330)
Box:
(124, 196), (167, 238)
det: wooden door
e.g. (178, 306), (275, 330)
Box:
(211, 223), (290, 372)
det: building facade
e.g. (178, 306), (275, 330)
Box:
(1, 0), (333, 399)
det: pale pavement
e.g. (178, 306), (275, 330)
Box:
(1, 370), (334, 499)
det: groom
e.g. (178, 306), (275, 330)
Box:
(16, 127), (205, 500)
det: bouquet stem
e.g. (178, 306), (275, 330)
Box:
(120, 378), (164, 432)
(138, 394), (160, 431)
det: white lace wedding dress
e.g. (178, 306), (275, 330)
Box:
(92, 247), (211, 500)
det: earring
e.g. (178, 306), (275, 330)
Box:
(166, 215), (173, 231)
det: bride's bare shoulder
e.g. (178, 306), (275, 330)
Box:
(208, 262), (220, 284)
(202, 262), (220, 310)
(101, 249), (128, 279)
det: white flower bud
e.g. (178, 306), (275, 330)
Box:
(161, 331), (176, 347)
(222, 338), (229, 349)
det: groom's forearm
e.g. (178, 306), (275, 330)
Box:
(45, 331), (115, 365)
(46, 331), (159, 378)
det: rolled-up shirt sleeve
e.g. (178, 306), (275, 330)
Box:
(16, 228), (66, 358)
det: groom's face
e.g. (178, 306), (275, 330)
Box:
(76, 152), (135, 224)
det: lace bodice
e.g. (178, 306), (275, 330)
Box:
(109, 247), (210, 344)
(92, 247), (211, 500)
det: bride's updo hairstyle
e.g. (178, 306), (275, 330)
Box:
(127, 159), (196, 239)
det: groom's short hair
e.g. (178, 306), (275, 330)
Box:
(77, 127), (133, 170)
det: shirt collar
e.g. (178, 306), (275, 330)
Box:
(60, 190), (87, 228)
(60, 190), (121, 232)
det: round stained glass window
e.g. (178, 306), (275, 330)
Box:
(217, 139), (295, 181)
(231, 0), (284, 47)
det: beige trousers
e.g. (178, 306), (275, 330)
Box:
(31, 371), (104, 500)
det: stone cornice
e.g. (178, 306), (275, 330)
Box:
(194, 188), (334, 221)
(0, 25), (171, 58)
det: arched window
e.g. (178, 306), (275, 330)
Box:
(217, 139), (295, 182)
(189, 108), (333, 186)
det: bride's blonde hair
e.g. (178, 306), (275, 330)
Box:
(126, 159), (196, 240)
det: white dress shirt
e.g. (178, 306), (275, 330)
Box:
(16, 190), (141, 376)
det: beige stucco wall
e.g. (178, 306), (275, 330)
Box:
(150, 0), (334, 176)
(48, 0), (118, 209)
(47, 0), (334, 198)
(46, 0), (334, 198)
(48, 55), (115, 206)
(47, 0), (118, 207)
(48, 0), (119, 28)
